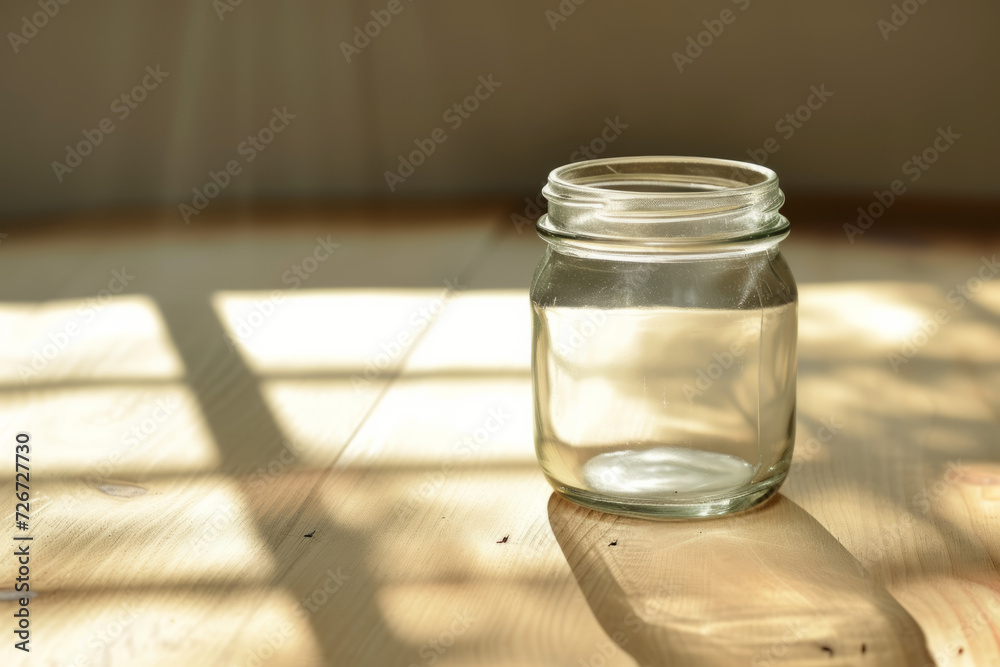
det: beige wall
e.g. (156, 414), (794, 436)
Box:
(1, 0), (997, 218)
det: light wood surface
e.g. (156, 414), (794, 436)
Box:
(0, 206), (998, 665)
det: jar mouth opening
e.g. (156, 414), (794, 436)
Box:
(547, 156), (776, 198)
(539, 156), (788, 252)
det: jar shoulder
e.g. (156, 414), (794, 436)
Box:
(530, 248), (797, 310)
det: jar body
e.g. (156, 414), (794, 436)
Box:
(531, 244), (797, 518)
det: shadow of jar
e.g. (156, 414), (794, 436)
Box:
(547, 493), (933, 666)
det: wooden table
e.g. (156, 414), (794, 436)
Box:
(1, 205), (998, 665)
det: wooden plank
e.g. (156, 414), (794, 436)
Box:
(0, 212), (997, 665)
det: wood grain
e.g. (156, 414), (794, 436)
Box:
(0, 207), (997, 665)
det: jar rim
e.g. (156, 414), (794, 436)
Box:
(539, 156), (788, 253)
(546, 156), (778, 198)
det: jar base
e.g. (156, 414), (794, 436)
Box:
(546, 473), (786, 520)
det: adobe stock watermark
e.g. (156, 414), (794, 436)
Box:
(247, 438), (306, 489)
(672, 0), (751, 73)
(340, 0), (415, 62)
(517, 523), (556, 563)
(577, 582), (681, 667)
(912, 460), (967, 516)
(681, 281), (792, 402)
(281, 236), (340, 288)
(52, 65), (170, 182)
(544, 0), (590, 31)
(843, 126), (960, 243)
(191, 440), (302, 556)
(877, 0), (932, 41)
(86, 396), (181, 488)
(681, 341), (746, 402)
(222, 292), (284, 354)
(213, 0), (246, 21)
(7, 0), (75, 54)
(396, 407), (511, 521)
(510, 116), (628, 233)
(406, 611), (476, 667)
(887, 255), (998, 372)
(790, 416), (842, 471)
(567, 116), (629, 163)
(191, 502), (236, 556)
(63, 601), (146, 667)
(555, 311), (607, 359)
(750, 623), (805, 667)
(241, 567), (351, 667)
(926, 598), (1000, 667)
(747, 85), (834, 165)
(179, 106), (296, 223)
(223, 235), (339, 352)
(17, 267), (135, 383)
(384, 75), (501, 192)
(350, 277), (464, 393)
(3, 491), (57, 525)
(858, 460), (967, 572)
(192, 437), (306, 555)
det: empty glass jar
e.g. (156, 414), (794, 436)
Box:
(531, 156), (797, 518)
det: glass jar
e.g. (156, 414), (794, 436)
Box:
(530, 156), (797, 519)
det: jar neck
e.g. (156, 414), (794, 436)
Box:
(538, 156), (789, 256)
